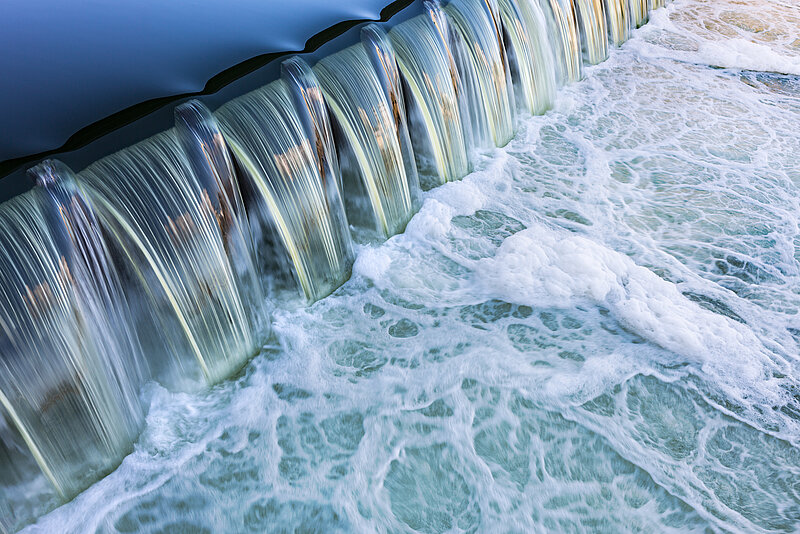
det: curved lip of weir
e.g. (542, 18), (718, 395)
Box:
(0, 0), (416, 183)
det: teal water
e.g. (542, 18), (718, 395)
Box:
(24, 1), (800, 532)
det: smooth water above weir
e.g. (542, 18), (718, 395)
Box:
(13, 0), (800, 532)
(0, 0), (419, 168)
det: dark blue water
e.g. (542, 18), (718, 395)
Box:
(0, 0), (414, 194)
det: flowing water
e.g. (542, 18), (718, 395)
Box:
(314, 28), (420, 237)
(390, 3), (472, 186)
(498, 0), (558, 115)
(6, 0), (800, 532)
(216, 72), (355, 303)
(79, 131), (259, 390)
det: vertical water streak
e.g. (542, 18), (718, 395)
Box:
(174, 101), (266, 332)
(540, 0), (584, 84)
(79, 132), (256, 389)
(443, 0), (515, 148)
(361, 25), (421, 204)
(605, 0), (632, 46)
(313, 28), (419, 237)
(649, 0), (665, 11)
(390, 2), (471, 186)
(573, 0), (609, 64)
(498, 0), (557, 115)
(33, 161), (148, 400)
(0, 189), (144, 501)
(630, 0), (648, 28)
(215, 72), (354, 303)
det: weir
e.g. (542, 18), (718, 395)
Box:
(444, 0), (515, 148)
(0, 0), (673, 530)
(390, 2), (472, 186)
(314, 27), (420, 237)
(498, 0), (557, 116)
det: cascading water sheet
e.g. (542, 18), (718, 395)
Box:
(573, 0), (609, 64)
(216, 76), (355, 303)
(605, 0), (632, 46)
(443, 0), (515, 148)
(314, 29), (419, 237)
(361, 25), (420, 204)
(498, 0), (558, 116)
(174, 100), (265, 327)
(540, 0), (584, 83)
(79, 132), (257, 389)
(0, 405), (50, 534)
(0, 191), (144, 509)
(630, 0), (649, 27)
(22, 2), (800, 533)
(390, 3), (471, 186)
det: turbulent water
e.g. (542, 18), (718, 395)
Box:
(22, 0), (800, 532)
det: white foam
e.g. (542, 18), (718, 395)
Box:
(696, 38), (800, 76)
(631, 0), (800, 75)
(475, 223), (782, 399)
(353, 247), (393, 281)
(631, 35), (800, 75)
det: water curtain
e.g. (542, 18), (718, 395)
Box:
(498, 0), (558, 115)
(390, 2), (472, 186)
(541, 0), (584, 83)
(0, 0), (673, 528)
(444, 0), (516, 148)
(605, 0), (632, 46)
(314, 26), (420, 237)
(216, 63), (355, 303)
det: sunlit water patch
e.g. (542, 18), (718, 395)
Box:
(23, 0), (800, 532)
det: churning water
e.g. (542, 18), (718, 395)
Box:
(9, 0), (800, 532)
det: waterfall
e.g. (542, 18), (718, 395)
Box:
(313, 26), (420, 237)
(444, 0), (515, 148)
(79, 131), (258, 389)
(390, 2), (471, 186)
(0, 0), (675, 526)
(0, 187), (144, 501)
(541, 0), (584, 83)
(1, 406), (49, 534)
(605, 0), (632, 46)
(174, 101), (265, 326)
(215, 65), (355, 303)
(573, 0), (609, 64)
(630, 0), (649, 27)
(498, 0), (558, 116)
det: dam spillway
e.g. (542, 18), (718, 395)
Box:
(13, 0), (800, 531)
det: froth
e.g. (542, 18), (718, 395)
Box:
(475, 223), (782, 401)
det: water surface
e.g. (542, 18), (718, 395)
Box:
(23, 0), (800, 532)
